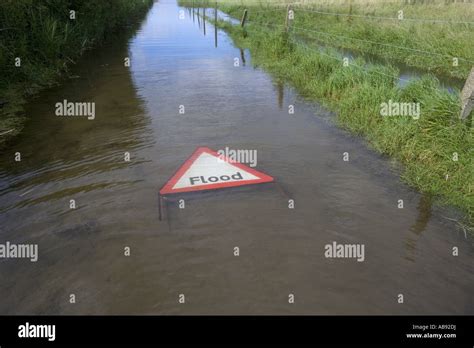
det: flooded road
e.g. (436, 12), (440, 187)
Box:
(0, 0), (473, 315)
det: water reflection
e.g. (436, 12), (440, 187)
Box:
(404, 194), (433, 261)
(410, 194), (433, 235)
(0, 19), (151, 226)
(277, 81), (284, 109)
(0, 0), (472, 315)
(240, 48), (246, 66)
(203, 8), (207, 36)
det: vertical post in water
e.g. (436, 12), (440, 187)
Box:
(158, 194), (163, 221)
(203, 7), (206, 35)
(285, 5), (291, 32)
(241, 9), (248, 27)
(460, 66), (474, 121)
(240, 48), (246, 66)
(197, 7), (200, 28)
(192, 0), (195, 22)
(215, 2), (218, 47)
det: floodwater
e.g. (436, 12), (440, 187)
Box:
(0, 0), (473, 315)
(295, 35), (465, 92)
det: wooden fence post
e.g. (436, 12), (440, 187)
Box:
(241, 9), (248, 27)
(285, 5), (291, 32)
(215, 2), (218, 47)
(348, 0), (353, 22)
(460, 67), (474, 121)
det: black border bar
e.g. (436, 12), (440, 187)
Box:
(0, 315), (472, 346)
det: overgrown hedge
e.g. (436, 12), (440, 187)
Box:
(0, 0), (153, 143)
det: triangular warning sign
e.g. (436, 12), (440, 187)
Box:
(160, 147), (274, 195)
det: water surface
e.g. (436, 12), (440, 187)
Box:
(0, 0), (472, 315)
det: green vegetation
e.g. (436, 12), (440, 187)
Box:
(217, 0), (474, 79)
(0, 0), (153, 146)
(186, 0), (474, 225)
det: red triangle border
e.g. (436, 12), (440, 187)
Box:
(159, 147), (274, 195)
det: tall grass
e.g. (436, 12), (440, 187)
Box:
(188, 2), (473, 225)
(0, 0), (153, 144)
(198, 0), (474, 79)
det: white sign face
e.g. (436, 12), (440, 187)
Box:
(160, 147), (274, 195)
(172, 152), (259, 189)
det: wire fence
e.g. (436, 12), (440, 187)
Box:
(189, 1), (471, 93)
(197, 0), (474, 25)
(289, 24), (474, 63)
(233, 5), (474, 65)
(290, 7), (474, 25)
(207, 14), (461, 94)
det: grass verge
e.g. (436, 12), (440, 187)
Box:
(192, 0), (474, 79)
(0, 0), (153, 147)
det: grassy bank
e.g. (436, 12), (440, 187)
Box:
(0, 0), (153, 146)
(185, 0), (473, 225)
(215, 0), (474, 80)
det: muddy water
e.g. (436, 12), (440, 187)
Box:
(0, 0), (473, 315)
